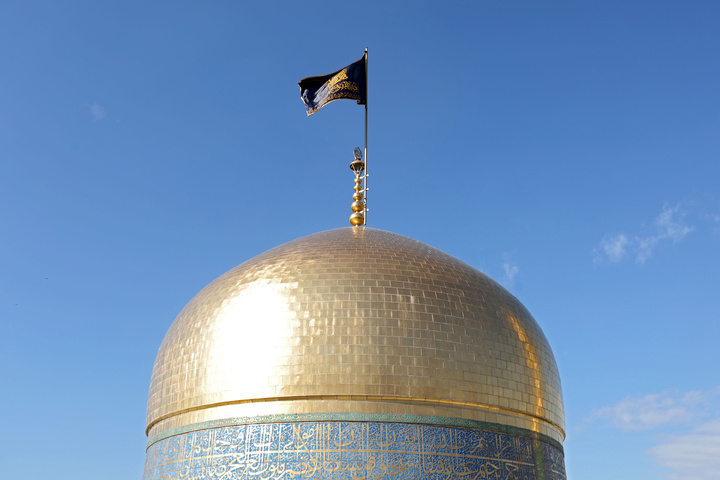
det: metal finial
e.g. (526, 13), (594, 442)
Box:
(349, 148), (366, 226)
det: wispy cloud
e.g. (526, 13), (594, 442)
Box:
(650, 419), (720, 480)
(501, 254), (519, 289)
(656, 204), (694, 242)
(90, 102), (106, 121)
(598, 233), (630, 263)
(591, 388), (719, 431)
(594, 204), (693, 264)
(591, 387), (720, 480)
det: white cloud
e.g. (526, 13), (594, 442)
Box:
(591, 388), (720, 431)
(501, 254), (519, 288)
(649, 419), (720, 480)
(594, 204), (693, 264)
(656, 204), (693, 243)
(598, 233), (629, 263)
(592, 387), (720, 479)
(90, 102), (106, 121)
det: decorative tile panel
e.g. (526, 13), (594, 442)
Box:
(143, 421), (564, 480)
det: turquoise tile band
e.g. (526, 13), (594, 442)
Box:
(144, 419), (566, 480)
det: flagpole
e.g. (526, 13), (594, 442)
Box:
(364, 47), (368, 226)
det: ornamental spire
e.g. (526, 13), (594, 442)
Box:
(348, 147), (366, 226)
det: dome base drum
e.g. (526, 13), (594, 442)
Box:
(143, 418), (565, 480)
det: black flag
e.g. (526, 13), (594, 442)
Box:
(298, 56), (366, 116)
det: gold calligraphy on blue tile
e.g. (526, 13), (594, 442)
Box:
(143, 421), (565, 480)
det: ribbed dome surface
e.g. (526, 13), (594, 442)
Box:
(146, 227), (564, 443)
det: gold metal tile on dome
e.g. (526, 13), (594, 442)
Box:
(146, 227), (565, 443)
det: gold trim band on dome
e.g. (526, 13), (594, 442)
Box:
(146, 394), (565, 438)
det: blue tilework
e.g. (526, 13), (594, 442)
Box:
(542, 442), (567, 480)
(143, 422), (564, 480)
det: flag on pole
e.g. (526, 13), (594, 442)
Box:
(298, 56), (366, 116)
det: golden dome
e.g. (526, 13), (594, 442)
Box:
(146, 227), (564, 444)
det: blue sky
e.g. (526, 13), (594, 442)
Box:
(1, 1), (719, 479)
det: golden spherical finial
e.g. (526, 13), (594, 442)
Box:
(349, 212), (365, 226)
(348, 148), (366, 226)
